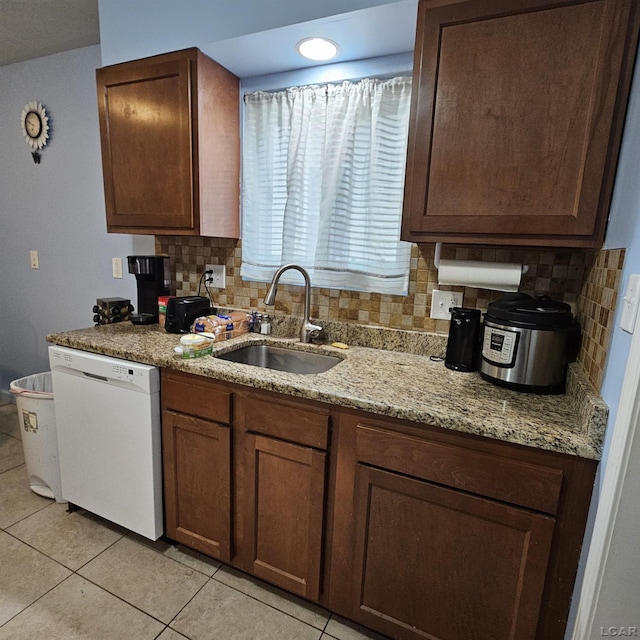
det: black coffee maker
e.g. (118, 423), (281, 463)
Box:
(127, 256), (170, 324)
(445, 307), (481, 371)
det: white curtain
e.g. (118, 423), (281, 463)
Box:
(241, 76), (412, 295)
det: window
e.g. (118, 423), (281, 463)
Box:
(241, 76), (412, 295)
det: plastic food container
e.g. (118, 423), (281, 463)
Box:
(175, 334), (213, 359)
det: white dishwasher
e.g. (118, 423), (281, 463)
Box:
(49, 345), (163, 540)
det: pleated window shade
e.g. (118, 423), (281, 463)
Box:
(241, 76), (412, 295)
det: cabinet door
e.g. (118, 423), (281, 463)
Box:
(351, 464), (555, 640)
(162, 410), (232, 561)
(97, 52), (195, 232)
(243, 433), (326, 601)
(402, 0), (638, 247)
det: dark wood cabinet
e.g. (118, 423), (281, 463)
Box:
(161, 371), (330, 601)
(234, 392), (330, 601)
(402, 0), (640, 247)
(327, 412), (597, 640)
(161, 370), (233, 560)
(162, 410), (232, 561)
(160, 371), (597, 639)
(352, 465), (554, 640)
(347, 424), (556, 640)
(96, 48), (240, 237)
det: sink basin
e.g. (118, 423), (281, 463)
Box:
(216, 344), (342, 374)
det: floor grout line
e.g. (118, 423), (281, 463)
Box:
(1, 403), (384, 640)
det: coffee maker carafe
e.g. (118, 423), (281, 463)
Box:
(127, 256), (170, 324)
(445, 307), (481, 371)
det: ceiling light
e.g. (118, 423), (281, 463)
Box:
(296, 37), (339, 61)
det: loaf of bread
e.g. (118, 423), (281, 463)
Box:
(192, 312), (250, 340)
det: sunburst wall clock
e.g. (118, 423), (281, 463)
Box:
(20, 101), (50, 163)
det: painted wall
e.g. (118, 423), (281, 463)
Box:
(0, 45), (154, 398)
(98, 0), (403, 66)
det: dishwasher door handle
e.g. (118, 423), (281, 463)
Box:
(82, 371), (109, 382)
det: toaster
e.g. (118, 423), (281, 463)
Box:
(165, 296), (213, 333)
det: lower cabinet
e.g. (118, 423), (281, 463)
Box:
(160, 370), (597, 640)
(162, 410), (232, 561)
(234, 391), (330, 601)
(240, 434), (326, 600)
(344, 426), (555, 640)
(328, 412), (597, 640)
(351, 462), (554, 640)
(161, 370), (233, 561)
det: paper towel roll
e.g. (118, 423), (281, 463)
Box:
(437, 259), (522, 292)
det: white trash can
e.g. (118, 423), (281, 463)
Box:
(10, 372), (65, 502)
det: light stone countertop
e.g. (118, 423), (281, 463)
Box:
(46, 322), (608, 460)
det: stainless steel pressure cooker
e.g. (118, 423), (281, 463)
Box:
(479, 293), (581, 394)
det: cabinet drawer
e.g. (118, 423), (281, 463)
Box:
(161, 370), (232, 425)
(238, 393), (329, 450)
(355, 424), (563, 515)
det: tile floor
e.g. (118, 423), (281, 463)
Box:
(0, 400), (389, 640)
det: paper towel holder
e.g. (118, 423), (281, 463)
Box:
(433, 242), (529, 275)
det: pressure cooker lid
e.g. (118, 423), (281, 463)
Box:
(486, 293), (574, 328)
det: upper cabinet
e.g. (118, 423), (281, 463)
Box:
(96, 48), (240, 237)
(402, 0), (640, 247)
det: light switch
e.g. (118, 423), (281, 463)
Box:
(30, 250), (39, 269)
(620, 274), (640, 334)
(112, 257), (123, 279)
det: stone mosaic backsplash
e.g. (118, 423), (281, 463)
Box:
(576, 249), (625, 391)
(155, 236), (623, 392)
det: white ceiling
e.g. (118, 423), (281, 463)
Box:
(0, 0), (416, 76)
(0, 0), (100, 66)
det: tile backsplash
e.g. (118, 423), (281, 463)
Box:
(155, 236), (623, 392)
(576, 249), (625, 391)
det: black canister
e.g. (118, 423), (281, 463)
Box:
(445, 307), (481, 371)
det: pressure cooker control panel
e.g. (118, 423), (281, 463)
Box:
(482, 326), (519, 367)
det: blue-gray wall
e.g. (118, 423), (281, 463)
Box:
(98, 0), (401, 66)
(0, 45), (154, 398)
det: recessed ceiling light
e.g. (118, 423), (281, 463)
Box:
(296, 37), (339, 61)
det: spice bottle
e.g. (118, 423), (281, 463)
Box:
(260, 314), (272, 335)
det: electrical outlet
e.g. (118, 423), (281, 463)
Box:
(112, 257), (123, 279)
(430, 290), (463, 320)
(30, 250), (39, 269)
(206, 264), (226, 289)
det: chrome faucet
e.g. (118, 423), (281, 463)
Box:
(264, 264), (322, 343)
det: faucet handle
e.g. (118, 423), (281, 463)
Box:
(308, 322), (322, 335)
(302, 321), (323, 343)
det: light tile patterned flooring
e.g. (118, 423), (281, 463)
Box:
(0, 400), (388, 640)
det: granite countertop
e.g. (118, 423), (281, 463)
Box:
(46, 322), (608, 460)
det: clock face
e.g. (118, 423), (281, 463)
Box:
(20, 101), (50, 150)
(25, 111), (42, 138)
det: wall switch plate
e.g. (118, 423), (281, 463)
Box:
(620, 274), (640, 333)
(430, 290), (463, 320)
(29, 250), (39, 269)
(206, 264), (226, 289)
(112, 257), (123, 279)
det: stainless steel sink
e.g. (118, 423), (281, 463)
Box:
(215, 344), (342, 374)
